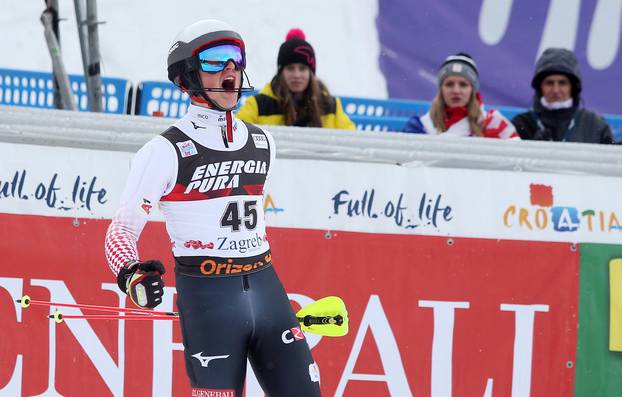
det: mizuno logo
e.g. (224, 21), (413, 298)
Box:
(191, 352), (230, 368)
(191, 121), (206, 130)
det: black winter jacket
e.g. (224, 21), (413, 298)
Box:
(512, 105), (613, 144)
(515, 47), (613, 144)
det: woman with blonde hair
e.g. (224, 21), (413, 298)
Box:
(238, 28), (355, 129)
(404, 53), (518, 139)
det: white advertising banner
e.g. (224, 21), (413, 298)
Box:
(0, 142), (129, 219)
(265, 158), (622, 244)
(2, 141), (622, 244)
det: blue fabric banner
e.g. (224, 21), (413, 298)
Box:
(377, 0), (621, 114)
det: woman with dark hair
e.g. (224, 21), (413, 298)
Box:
(403, 53), (518, 139)
(237, 28), (355, 129)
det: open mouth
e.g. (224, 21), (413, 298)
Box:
(221, 77), (236, 92)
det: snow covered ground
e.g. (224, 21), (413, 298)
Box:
(1, 0), (387, 98)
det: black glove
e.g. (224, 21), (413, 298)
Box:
(117, 260), (166, 308)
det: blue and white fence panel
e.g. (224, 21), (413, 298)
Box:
(135, 80), (189, 118)
(2, 68), (621, 141)
(0, 68), (131, 114)
(340, 96), (430, 132)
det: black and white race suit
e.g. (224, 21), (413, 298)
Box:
(105, 104), (321, 396)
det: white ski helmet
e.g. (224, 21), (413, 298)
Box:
(167, 19), (250, 107)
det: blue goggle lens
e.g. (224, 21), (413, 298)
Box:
(198, 44), (245, 73)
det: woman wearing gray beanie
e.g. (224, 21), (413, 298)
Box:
(403, 53), (518, 139)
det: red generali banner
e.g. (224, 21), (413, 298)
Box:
(0, 213), (578, 396)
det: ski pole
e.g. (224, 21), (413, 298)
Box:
(16, 295), (178, 316)
(49, 310), (178, 324)
(22, 294), (349, 337)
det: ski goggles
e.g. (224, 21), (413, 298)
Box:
(197, 44), (245, 73)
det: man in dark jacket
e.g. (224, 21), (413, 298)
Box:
(512, 48), (613, 144)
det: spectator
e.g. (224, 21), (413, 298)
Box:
(237, 28), (355, 130)
(403, 53), (518, 139)
(511, 48), (613, 144)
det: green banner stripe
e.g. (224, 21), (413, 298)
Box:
(576, 243), (622, 396)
